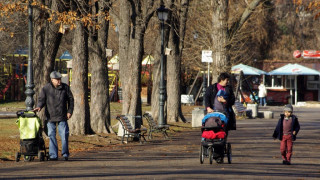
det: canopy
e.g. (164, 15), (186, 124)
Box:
(59, 51), (72, 60)
(268, 63), (320, 75)
(108, 54), (154, 65)
(231, 63), (266, 75)
(142, 55), (154, 65)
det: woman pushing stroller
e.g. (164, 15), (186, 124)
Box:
(204, 72), (236, 131)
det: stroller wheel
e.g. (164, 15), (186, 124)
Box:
(209, 147), (213, 164)
(227, 143), (232, 164)
(199, 145), (204, 164)
(38, 151), (45, 161)
(24, 155), (32, 162)
(15, 152), (20, 162)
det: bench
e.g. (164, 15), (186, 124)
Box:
(116, 115), (147, 144)
(143, 113), (169, 139)
(232, 101), (252, 119)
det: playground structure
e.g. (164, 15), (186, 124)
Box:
(0, 48), (154, 103)
(0, 48), (28, 102)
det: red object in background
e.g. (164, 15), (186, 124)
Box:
(304, 91), (314, 101)
(302, 50), (320, 59)
(267, 90), (290, 104)
(293, 50), (301, 58)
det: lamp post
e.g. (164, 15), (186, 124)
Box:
(157, 5), (169, 127)
(25, 0), (35, 111)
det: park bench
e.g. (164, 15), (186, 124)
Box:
(232, 101), (252, 119)
(116, 115), (147, 144)
(143, 113), (169, 139)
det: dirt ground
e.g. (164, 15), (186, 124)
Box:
(0, 102), (196, 162)
(0, 106), (320, 179)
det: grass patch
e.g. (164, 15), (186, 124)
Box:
(0, 101), (198, 162)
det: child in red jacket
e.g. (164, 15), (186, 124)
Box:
(272, 104), (300, 165)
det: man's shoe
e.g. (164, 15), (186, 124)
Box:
(49, 158), (58, 161)
(64, 157), (68, 161)
(286, 161), (291, 165)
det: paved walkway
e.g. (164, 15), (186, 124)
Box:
(0, 107), (320, 179)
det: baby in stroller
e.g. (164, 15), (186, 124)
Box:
(200, 111), (232, 164)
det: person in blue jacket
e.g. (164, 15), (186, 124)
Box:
(272, 104), (300, 165)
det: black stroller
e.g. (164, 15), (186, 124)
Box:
(199, 112), (232, 164)
(15, 110), (48, 162)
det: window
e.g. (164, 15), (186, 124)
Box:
(285, 76), (294, 89)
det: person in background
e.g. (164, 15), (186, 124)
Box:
(34, 71), (74, 161)
(272, 104), (300, 165)
(204, 72), (236, 131)
(258, 81), (267, 106)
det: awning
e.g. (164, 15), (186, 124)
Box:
(59, 51), (72, 60)
(231, 63), (266, 75)
(268, 63), (320, 75)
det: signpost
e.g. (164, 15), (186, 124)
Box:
(201, 50), (213, 86)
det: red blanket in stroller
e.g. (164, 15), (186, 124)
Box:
(202, 130), (226, 139)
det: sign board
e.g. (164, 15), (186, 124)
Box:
(302, 50), (320, 59)
(106, 49), (113, 57)
(67, 60), (72, 68)
(201, 50), (213, 63)
(181, 95), (195, 104)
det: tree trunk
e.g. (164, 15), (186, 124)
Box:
(211, 0), (263, 83)
(166, 0), (189, 123)
(69, 20), (90, 135)
(89, 0), (111, 134)
(118, 0), (154, 127)
(211, 0), (229, 84)
(33, 0), (64, 122)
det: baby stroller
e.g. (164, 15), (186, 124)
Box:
(15, 110), (48, 162)
(199, 112), (232, 164)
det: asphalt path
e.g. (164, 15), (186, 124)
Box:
(0, 106), (320, 179)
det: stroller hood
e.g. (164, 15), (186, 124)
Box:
(202, 112), (228, 125)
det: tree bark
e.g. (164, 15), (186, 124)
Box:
(69, 14), (90, 135)
(211, 0), (229, 84)
(33, 0), (64, 122)
(89, 0), (111, 134)
(118, 0), (155, 127)
(166, 0), (189, 123)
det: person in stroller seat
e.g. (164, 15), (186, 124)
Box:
(205, 72), (236, 131)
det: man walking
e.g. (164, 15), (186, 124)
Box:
(34, 71), (74, 161)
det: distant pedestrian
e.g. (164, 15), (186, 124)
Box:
(34, 71), (74, 161)
(258, 82), (267, 106)
(272, 104), (300, 165)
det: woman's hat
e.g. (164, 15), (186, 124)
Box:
(284, 104), (293, 112)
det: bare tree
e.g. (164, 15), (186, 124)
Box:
(68, 0), (90, 135)
(117, 0), (155, 127)
(89, 0), (111, 133)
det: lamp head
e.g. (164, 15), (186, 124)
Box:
(157, 5), (169, 21)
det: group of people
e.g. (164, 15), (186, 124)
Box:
(204, 72), (300, 165)
(32, 71), (300, 164)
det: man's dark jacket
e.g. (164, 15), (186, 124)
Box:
(272, 114), (300, 141)
(37, 82), (74, 122)
(204, 83), (236, 130)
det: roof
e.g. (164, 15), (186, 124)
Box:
(268, 63), (320, 75)
(231, 63), (266, 75)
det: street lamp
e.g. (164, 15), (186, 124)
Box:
(157, 5), (169, 127)
(25, 0), (35, 111)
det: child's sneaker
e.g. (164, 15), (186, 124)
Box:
(282, 160), (287, 165)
